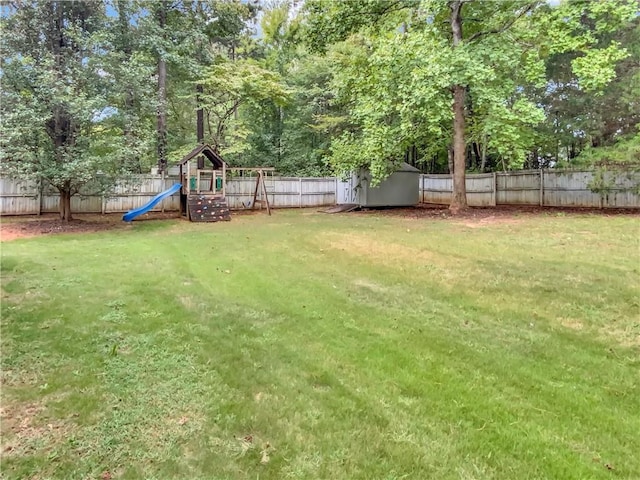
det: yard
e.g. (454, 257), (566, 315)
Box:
(1, 208), (639, 479)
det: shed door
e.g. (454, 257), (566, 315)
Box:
(337, 179), (357, 204)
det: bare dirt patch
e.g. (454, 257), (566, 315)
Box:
(458, 215), (525, 228)
(178, 294), (196, 309)
(0, 401), (72, 457)
(561, 318), (585, 331)
(321, 232), (460, 278)
(353, 278), (390, 293)
(600, 326), (640, 349)
(0, 212), (180, 241)
(559, 317), (640, 348)
(323, 232), (443, 264)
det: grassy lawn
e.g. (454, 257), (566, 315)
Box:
(1, 209), (639, 479)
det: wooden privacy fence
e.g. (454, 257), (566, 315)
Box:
(224, 177), (336, 209)
(0, 176), (181, 215)
(0, 175), (337, 215)
(421, 170), (640, 208)
(2, 170), (639, 215)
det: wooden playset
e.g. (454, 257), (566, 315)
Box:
(177, 144), (275, 222)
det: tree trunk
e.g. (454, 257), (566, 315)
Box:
(472, 142), (481, 169)
(451, 84), (468, 212)
(59, 188), (72, 222)
(196, 83), (204, 169)
(480, 135), (488, 172)
(449, 0), (468, 213)
(278, 105), (284, 164)
(156, 2), (168, 173)
(196, 85), (204, 144)
(117, 0), (140, 173)
(157, 59), (167, 172)
(447, 145), (454, 174)
(196, 1), (204, 146)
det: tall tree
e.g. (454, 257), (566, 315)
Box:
(155, 1), (169, 173)
(304, 0), (635, 211)
(103, 0), (156, 173)
(137, 0), (258, 164)
(197, 59), (289, 153)
(234, 1), (335, 175)
(0, 0), (124, 220)
(532, 8), (640, 165)
(449, 0), (466, 211)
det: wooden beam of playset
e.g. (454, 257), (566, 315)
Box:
(226, 167), (276, 172)
(251, 170), (272, 216)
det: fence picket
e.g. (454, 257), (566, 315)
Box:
(420, 170), (639, 208)
(1, 170), (638, 215)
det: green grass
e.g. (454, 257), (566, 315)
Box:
(1, 210), (639, 479)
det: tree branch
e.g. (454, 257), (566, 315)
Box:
(466, 3), (536, 43)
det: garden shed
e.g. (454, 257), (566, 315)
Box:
(337, 162), (421, 208)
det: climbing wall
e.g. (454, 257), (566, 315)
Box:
(188, 195), (231, 222)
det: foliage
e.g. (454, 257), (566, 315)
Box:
(573, 130), (640, 168)
(133, 0), (258, 169)
(236, 54), (336, 176)
(0, 1), (139, 219)
(197, 59), (289, 154)
(311, 1), (549, 182)
(534, 10), (640, 165)
(100, 0), (158, 173)
(228, 1), (336, 175)
(577, 130), (640, 197)
(303, 0), (638, 186)
(2, 0), (639, 206)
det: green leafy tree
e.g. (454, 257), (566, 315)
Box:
(533, 10), (639, 165)
(101, 0), (157, 173)
(136, 0), (258, 167)
(236, 1), (335, 175)
(197, 59), (289, 155)
(304, 0), (636, 212)
(0, 0), (130, 220)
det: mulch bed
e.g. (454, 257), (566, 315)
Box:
(0, 212), (180, 241)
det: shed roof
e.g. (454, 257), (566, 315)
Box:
(177, 144), (226, 169)
(359, 162), (421, 176)
(396, 162), (421, 173)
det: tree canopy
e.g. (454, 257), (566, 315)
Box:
(1, 0), (638, 217)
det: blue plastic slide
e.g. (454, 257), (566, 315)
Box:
(122, 183), (182, 222)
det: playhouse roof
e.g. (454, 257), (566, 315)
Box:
(177, 144), (226, 168)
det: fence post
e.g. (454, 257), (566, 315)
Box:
(162, 172), (166, 213)
(101, 193), (106, 214)
(423, 175), (427, 203)
(37, 182), (42, 215)
(539, 169), (544, 206)
(299, 178), (303, 208)
(492, 172), (497, 206)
